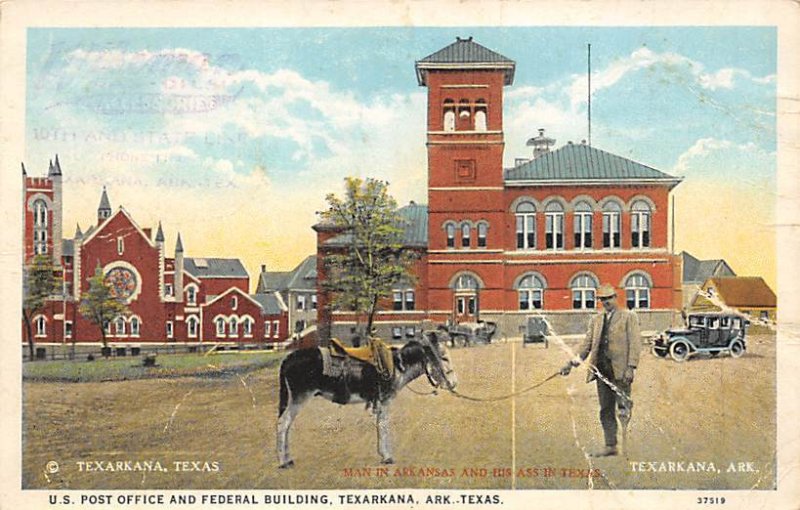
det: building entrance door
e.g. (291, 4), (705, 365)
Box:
(454, 294), (478, 323)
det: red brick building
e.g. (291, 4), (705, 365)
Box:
(22, 161), (288, 356)
(316, 37), (684, 340)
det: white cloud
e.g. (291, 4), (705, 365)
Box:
(673, 137), (771, 176)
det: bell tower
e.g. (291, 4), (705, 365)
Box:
(415, 37), (515, 251)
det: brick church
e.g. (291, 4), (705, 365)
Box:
(316, 37), (684, 340)
(22, 158), (288, 355)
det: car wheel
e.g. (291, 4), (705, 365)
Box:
(729, 339), (745, 358)
(669, 340), (691, 362)
(651, 345), (668, 358)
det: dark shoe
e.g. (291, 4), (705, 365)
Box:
(589, 446), (618, 457)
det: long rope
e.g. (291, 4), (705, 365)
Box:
(445, 370), (562, 402)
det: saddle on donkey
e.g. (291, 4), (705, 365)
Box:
(320, 337), (396, 405)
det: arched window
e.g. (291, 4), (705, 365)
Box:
(631, 200), (651, 248)
(242, 317), (253, 337)
(573, 201), (593, 249)
(477, 222), (488, 248)
(454, 273), (479, 291)
(625, 273), (651, 309)
(33, 200), (48, 227)
(443, 99), (455, 132)
(474, 99), (487, 131)
(33, 199), (48, 255)
(571, 274), (598, 309)
(518, 274), (545, 310)
(34, 315), (47, 337)
(215, 317), (226, 337)
(186, 285), (198, 305)
(545, 201), (564, 250)
(457, 99), (471, 130)
(602, 201), (622, 248)
(445, 222), (456, 248)
(515, 201), (536, 250)
(130, 316), (140, 337)
(461, 223), (471, 248)
(187, 316), (199, 338)
(115, 316), (126, 336)
(229, 317), (238, 336)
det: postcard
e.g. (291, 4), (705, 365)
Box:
(1, 1), (798, 509)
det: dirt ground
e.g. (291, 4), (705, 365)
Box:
(23, 334), (776, 490)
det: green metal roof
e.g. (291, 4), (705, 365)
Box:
(505, 143), (681, 184)
(416, 37), (515, 85)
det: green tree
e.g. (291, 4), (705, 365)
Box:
(79, 264), (129, 353)
(23, 255), (61, 361)
(321, 177), (417, 337)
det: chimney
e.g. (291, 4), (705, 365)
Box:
(526, 128), (556, 159)
(261, 264), (266, 273)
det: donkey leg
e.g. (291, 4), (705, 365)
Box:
(277, 382), (302, 468)
(375, 403), (394, 464)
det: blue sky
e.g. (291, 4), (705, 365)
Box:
(24, 27), (777, 283)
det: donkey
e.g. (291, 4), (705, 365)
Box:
(276, 331), (457, 468)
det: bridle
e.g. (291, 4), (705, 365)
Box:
(420, 333), (454, 391)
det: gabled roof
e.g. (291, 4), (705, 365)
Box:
(705, 277), (776, 308)
(323, 203), (428, 249)
(257, 255), (318, 293)
(256, 271), (291, 293)
(681, 251), (736, 284)
(80, 207), (156, 249)
(415, 37), (515, 86)
(185, 258), (248, 279)
(250, 292), (288, 315)
(505, 143), (682, 186)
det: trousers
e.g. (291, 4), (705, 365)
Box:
(595, 357), (632, 447)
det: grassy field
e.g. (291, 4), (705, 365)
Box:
(23, 334), (776, 490)
(22, 351), (286, 382)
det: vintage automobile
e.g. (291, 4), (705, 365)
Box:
(442, 320), (498, 347)
(651, 312), (749, 362)
(519, 316), (549, 348)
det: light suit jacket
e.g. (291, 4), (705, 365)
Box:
(578, 308), (641, 383)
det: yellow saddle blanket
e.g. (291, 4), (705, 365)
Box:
(329, 337), (394, 379)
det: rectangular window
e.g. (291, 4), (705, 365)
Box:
(393, 291), (403, 311)
(461, 224), (470, 248)
(265, 321), (272, 337)
(405, 291), (415, 311)
(64, 321), (73, 339)
(760, 311), (770, 320)
(273, 320), (280, 338)
(446, 224), (456, 248)
(603, 213), (621, 248)
(545, 213), (564, 250)
(573, 290), (596, 309)
(516, 214), (536, 250)
(166, 321), (174, 339)
(574, 213), (593, 249)
(243, 319), (252, 337)
(311, 294), (317, 310)
(392, 327), (402, 339)
(117, 236), (124, 255)
(405, 327), (416, 338)
(632, 212), (651, 248)
(477, 223), (487, 248)
(165, 283), (173, 297)
(215, 319), (225, 337)
(296, 295), (305, 311)
(229, 318), (238, 336)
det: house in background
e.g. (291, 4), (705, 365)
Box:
(256, 255), (318, 335)
(680, 251), (736, 308)
(690, 276), (776, 322)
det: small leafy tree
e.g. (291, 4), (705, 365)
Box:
(79, 264), (129, 353)
(321, 177), (417, 337)
(22, 255), (61, 361)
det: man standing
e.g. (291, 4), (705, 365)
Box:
(560, 283), (641, 457)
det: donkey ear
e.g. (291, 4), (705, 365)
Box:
(424, 330), (439, 345)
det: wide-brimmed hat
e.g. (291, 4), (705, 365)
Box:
(597, 284), (617, 299)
